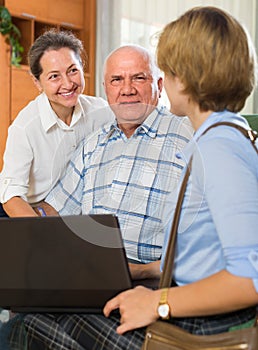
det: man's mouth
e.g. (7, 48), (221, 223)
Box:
(119, 101), (140, 105)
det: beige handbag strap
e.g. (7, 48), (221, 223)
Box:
(159, 158), (191, 288)
(159, 121), (258, 289)
(202, 122), (258, 154)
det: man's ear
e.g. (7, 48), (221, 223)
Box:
(103, 81), (108, 96)
(157, 77), (163, 98)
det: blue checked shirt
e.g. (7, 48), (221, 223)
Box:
(46, 105), (193, 262)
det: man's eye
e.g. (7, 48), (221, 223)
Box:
(110, 78), (122, 85)
(133, 76), (147, 82)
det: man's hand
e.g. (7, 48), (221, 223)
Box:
(34, 201), (58, 216)
(129, 260), (161, 280)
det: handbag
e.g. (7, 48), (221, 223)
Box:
(142, 122), (258, 350)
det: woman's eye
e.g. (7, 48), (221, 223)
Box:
(69, 68), (79, 74)
(49, 74), (58, 80)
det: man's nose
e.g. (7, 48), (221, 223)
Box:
(120, 78), (136, 95)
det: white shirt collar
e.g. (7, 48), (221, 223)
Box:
(38, 93), (83, 132)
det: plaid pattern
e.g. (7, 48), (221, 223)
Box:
(46, 106), (193, 263)
(1, 314), (28, 350)
(9, 313), (145, 350)
(7, 307), (256, 349)
(0, 203), (8, 217)
(169, 307), (257, 335)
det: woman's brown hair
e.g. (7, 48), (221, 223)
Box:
(28, 29), (86, 80)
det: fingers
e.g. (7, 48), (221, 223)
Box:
(103, 288), (133, 316)
(117, 312), (137, 335)
(116, 322), (133, 335)
(104, 287), (153, 335)
(103, 295), (120, 317)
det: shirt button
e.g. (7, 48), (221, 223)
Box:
(249, 250), (258, 270)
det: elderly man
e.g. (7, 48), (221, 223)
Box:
(6, 44), (193, 350)
(43, 44), (193, 263)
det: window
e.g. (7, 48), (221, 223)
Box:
(97, 0), (258, 113)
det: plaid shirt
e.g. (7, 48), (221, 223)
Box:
(46, 105), (193, 262)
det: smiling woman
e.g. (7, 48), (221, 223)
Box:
(0, 29), (113, 218)
(32, 47), (85, 125)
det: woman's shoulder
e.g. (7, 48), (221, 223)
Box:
(11, 94), (42, 128)
(196, 124), (258, 179)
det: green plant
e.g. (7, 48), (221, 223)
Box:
(0, 5), (24, 66)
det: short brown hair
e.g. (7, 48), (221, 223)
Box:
(157, 6), (257, 112)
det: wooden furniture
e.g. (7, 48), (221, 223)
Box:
(0, 0), (96, 170)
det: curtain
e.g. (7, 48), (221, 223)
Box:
(95, 0), (121, 97)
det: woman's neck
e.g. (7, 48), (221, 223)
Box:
(51, 104), (75, 126)
(188, 106), (214, 131)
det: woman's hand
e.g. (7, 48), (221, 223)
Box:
(103, 286), (161, 334)
(3, 196), (38, 217)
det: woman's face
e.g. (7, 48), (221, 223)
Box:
(35, 47), (85, 117)
(164, 74), (189, 117)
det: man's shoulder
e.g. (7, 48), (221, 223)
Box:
(79, 95), (114, 126)
(158, 106), (194, 139)
(159, 106), (189, 123)
(81, 120), (114, 150)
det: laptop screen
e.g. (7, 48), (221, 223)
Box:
(0, 215), (132, 312)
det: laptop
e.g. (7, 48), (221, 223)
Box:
(0, 214), (132, 313)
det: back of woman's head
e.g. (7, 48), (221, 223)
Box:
(28, 29), (85, 80)
(157, 6), (257, 112)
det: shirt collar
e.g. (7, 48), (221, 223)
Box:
(104, 103), (166, 139)
(69, 96), (84, 127)
(38, 93), (83, 132)
(139, 103), (166, 138)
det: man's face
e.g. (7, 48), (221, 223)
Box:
(103, 48), (162, 125)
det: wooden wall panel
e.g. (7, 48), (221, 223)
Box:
(0, 36), (11, 171)
(11, 67), (38, 121)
